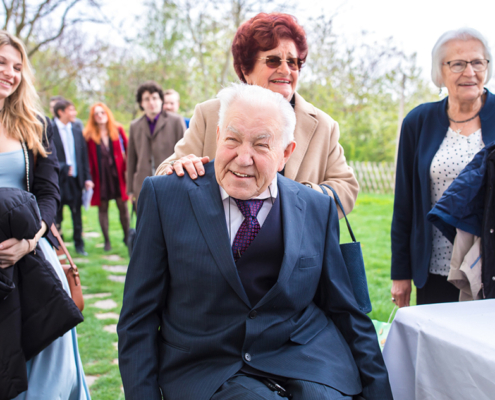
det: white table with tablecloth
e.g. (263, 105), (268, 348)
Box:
(382, 299), (495, 400)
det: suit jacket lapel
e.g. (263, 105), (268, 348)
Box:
(72, 124), (81, 164)
(136, 115), (152, 139)
(255, 177), (306, 308)
(188, 169), (251, 307)
(153, 112), (168, 137)
(284, 92), (318, 180)
(51, 123), (66, 163)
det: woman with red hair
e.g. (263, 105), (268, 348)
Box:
(84, 103), (129, 251)
(156, 12), (358, 217)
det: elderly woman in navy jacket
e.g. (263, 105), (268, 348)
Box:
(391, 28), (495, 308)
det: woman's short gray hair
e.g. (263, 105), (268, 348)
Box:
(431, 28), (492, 88)
(217, 83), (296, 148)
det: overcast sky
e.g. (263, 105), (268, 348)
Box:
(94, 0), (495, 90)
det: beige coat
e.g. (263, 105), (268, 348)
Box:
(127, 111), (186, 200)
(156, 92), (358, 215)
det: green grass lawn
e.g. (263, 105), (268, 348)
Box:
(60, 193), (405, 399)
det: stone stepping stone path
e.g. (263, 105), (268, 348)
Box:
(95, 312), (120, 320)
(113, 342), (118, 350)
(108, 275), (126, 283)
(85, 375), (99, 388)
(84, 292), (111, 300)
(83, 232), (101, 238)
(102, 255), (123, 262)
(95, 243), (104, 248)
(91, 299), (118, 310)
(113, 358), (118, 365)
(103, 265), (127, 273)
(103, 324), (117, 334)
(73, 258), (90, 264)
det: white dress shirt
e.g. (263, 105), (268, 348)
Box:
(219, 175), (278, 245)
(54, 117), (79, 178)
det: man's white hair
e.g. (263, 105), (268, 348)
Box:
(217, 83), (296, 148)
(431, 28), (492, 88)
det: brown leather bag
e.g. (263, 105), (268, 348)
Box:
(50, 224), (84, 311)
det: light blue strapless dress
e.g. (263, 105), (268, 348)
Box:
(0, 149), (90, 400)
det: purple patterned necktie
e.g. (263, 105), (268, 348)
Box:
(232, 198), (265, 262)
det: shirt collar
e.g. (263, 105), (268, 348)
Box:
(219, 174), (278, 201)
(146, 113), (161, 124)
(55, 117), (71, 130)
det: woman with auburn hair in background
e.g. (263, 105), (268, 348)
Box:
(155, 12), (358, 217)
(84, 103), (129, 251)
(0, 30), (90, 399)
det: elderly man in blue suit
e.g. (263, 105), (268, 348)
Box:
(117, 83), (392, 400)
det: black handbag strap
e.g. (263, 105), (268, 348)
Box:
(319, 184), (357, 243)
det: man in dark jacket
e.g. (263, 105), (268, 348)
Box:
(52, 100), (93, 255)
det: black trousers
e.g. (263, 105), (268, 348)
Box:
(211, 375), (353, 400)
(416, 273), (460, 305)
(56, 178), (84, 248)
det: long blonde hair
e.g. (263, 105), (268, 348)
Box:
(0, 31), (46, 157)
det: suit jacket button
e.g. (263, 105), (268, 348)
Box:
(248, 310), (258, 319)
(244, 353), (251, 362)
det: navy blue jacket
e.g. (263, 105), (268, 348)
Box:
(391, 89), (495, 288)
(118, 162), (392, 400)
(427, 141), (495, 241)
(52, 121), (91, 192)
(427, 141), (495, 298)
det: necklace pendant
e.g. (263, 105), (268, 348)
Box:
(456, 128), (462, 134)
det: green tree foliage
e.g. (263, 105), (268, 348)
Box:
(13, 1), (438, 161)
(298, 15), (437, 161)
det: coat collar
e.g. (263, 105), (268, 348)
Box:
(187, 162), (306, 308)
(137, 111), (169, 139)
(284, 92), (318, 180)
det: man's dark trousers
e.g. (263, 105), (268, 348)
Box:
(55, 177), (84, 249)
(211, 375), (353, 399)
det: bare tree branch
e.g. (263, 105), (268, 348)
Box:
(0, 0), (104, 55)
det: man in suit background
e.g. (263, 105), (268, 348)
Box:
(52, 99), (93, 255)
(126, 81), (186, 204)
(118, 84), (392, 400)
(49, 95), (84, 131)
(163, 88), (190, 128)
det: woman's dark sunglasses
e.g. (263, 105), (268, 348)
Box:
(257, 56), (303, 71)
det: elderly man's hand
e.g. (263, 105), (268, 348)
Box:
(391, 279), (412, 308)
(162, 155), (210, 179)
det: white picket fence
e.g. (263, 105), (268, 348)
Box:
(349, 161), (396, 194)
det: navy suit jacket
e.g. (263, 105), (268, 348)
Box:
(118, 162), (392, 400)
(391, 89), (495, 289)
(51, 120), (91, 190)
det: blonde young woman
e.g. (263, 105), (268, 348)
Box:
(0, 31), (90, 399)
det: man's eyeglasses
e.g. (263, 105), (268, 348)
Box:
(257, 56), (303, 71)
(442, 59), (490, 73)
